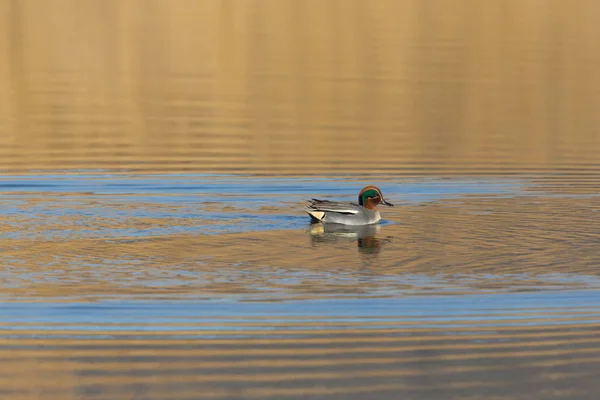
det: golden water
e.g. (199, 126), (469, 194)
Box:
(1, 0), (600, 174)
(2, 1), (600, 399)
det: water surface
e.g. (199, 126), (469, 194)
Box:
(3, 0), (600, 398)
(2, 173), (600, 399)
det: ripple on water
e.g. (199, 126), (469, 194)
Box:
(2, 173), (600, 399)
(1, 293), (600, 399)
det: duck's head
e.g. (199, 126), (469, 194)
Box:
(358, 186), (394, 210)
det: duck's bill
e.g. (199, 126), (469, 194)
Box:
(381, 199), (394, 207)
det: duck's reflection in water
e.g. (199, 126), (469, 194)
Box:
(307, 223), (391, 255)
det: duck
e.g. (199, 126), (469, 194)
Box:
(305, 185), (394, 225)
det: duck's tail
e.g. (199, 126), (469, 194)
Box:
(306, 210), (325, 223)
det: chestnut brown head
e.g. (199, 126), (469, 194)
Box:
(358, 186), (394, 210)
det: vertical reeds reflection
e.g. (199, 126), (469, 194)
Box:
(1, 0), (600, 174)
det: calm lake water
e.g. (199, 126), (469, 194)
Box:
(2, 173), (600, 399)
(3, 0), (600, 398)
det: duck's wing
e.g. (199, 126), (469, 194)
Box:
(305, 199), (361, 215)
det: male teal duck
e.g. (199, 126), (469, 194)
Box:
(305, 185), (393, 225)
